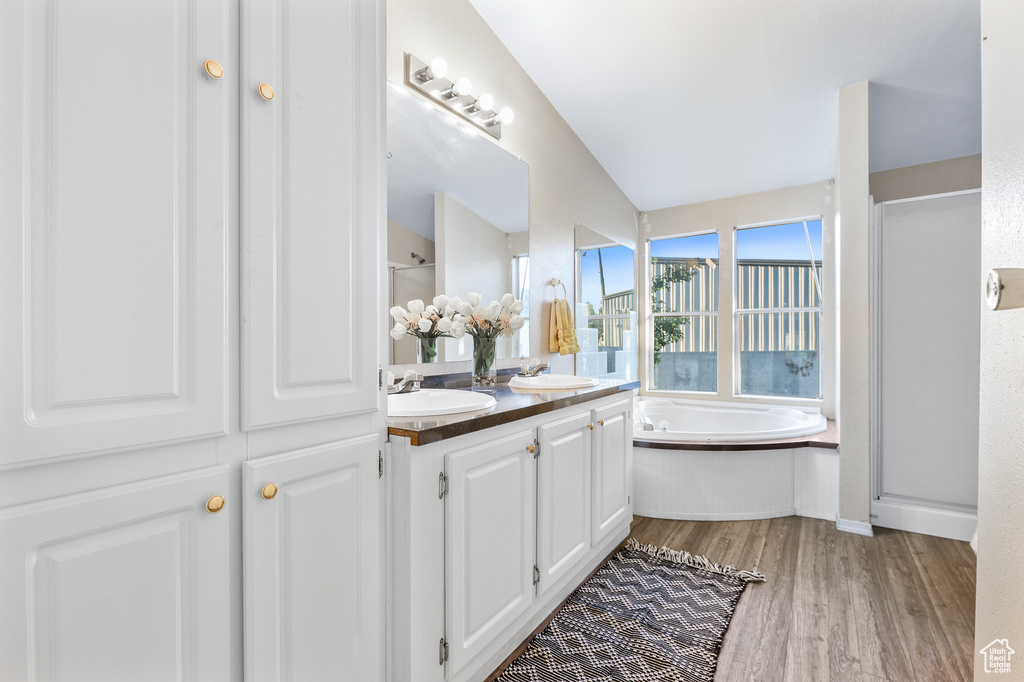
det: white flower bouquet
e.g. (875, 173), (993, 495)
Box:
(453, 292), (525, 387)
(389, 295), (467, 363)
(455, 292), (526, 339)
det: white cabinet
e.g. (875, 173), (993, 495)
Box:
(0, 466), (232, 682)
(242, 0), (383, 429)
(444, 429), (536, 678)
(591, 398), (633, 545)
(0, 0), (231, 465)
(536, 411), (592, 595)
(0, 0), (385, 679)
(244, 435), (383, 682)
(389, 393), (634, 682)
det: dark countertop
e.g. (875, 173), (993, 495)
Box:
(633, 419), (839, 451)
(387, 375), (640, 446)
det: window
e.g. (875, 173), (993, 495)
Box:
(513, 254), (530, 358)
(648, 233), (719, 392)
(578, 245), (636, 380)
(735, 219), (822, 398)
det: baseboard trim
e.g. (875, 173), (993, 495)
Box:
(633, 508), (795, 522)
(871, 499), (976, 542)
(836, 518), (875, 536)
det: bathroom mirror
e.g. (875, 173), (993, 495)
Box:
(574, 224), (638, 381)
(387, 83), (530, 368)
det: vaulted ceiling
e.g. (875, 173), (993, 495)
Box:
(468, 0), (981, 210)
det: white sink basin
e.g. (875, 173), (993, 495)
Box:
(507, 374), (599, 391)
(388, 388), (496, 417)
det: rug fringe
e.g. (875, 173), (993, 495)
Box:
(624, 537), (767, 583)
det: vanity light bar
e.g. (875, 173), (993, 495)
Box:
(404, 53), (512, 140)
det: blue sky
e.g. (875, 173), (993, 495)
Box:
(650, 220), (823, 261)
(579, 220), (823, 311)
(736, 220), (823, 261)
(580, 244), (635, 310)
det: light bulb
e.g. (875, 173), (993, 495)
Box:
(477, 93), (494, 111)
(429, 57), (448, 80)
(497, 107), (515, 125)
(453, 78), (472, 97)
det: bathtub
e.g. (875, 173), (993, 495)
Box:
(632, 398), (837, 521)
(634, 398), (828, 442)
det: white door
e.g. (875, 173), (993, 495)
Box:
(875, 191), (980, 539)
(592, 398), (632, 545)
(536, 412), (592, 595)
(242, 0), (384, 429)
(445, 430), (535, 678)
(0, 466), (231, 682)
(243, 436), (382, 682)
(0, 0), (231, 464)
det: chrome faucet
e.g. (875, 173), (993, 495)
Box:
(518, 357), (549, 377)
(388, 370), (423, 395)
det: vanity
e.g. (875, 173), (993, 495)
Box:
(385, 58), (640, 682)
(387, 377), (638, 682)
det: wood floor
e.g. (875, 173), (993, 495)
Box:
(629, 516), (977, 682)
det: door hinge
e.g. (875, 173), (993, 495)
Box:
(438, 471), (449, 499)
(379, 366), (383, 389)
(378, 451), (383, 478)
(531, 439), (540, 459)
(533, 564), (540, 585)
(439, 637), (449, 665)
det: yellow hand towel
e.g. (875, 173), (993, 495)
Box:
(548, 301), (560, 352)
(555, 299), (581, 355)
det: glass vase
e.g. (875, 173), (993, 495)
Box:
(416, 335), (438, 364)
(471, 336), (497, 390)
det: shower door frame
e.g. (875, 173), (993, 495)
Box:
(869, 188), (981, 542)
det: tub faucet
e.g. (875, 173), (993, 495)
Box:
(388, 370), (423, 395)
(518, 357), (549, 377)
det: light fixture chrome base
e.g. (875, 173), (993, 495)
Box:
(404, 53), (504, 140)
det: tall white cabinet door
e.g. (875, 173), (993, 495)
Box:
(0, 466), (231, 682)
(241, 0), (385, 429)
(445, 430), (536, 679)
(0, 0), (230, 463)
(536, 412), (592, 595)
(592, 398), (632, 544)
(243, 435), (382, 682)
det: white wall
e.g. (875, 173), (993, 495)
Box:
(436, 192), (510, 304)
(388, 0), (638, 373)
(976, 2), (1024, 674)
(387, 219), (435, 266)
(836, 81), (872, 527)
(637, 180), (837, 419)
(435, 192), (511, 362)
(870, 154), (981, 203)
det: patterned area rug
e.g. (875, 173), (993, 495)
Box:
(495, 538), (766, 682)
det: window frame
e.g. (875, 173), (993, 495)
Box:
(644, 228), (721, 395)
(731, 216), (824, 402)
(575, 242), (636, 378)
(512, 253), (530, 358)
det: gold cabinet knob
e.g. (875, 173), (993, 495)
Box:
(204, 59), (225, 79)
(261, 483), (278, 500)
(206, 495), (225, 514)
(258, 82), (275, 100)
(598, 419), (605, 426)
(527, 444), (535, 454)
(588, 423), (594, 430)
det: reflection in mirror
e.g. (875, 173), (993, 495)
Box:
(387, 83), (529, 368)
(575, 225), (637, 381)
